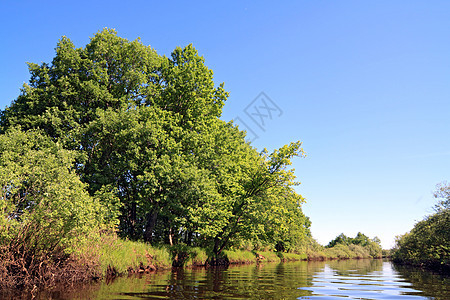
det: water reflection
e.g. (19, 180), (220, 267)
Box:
(300, 260), (428, 299)
(132, 263), (322, 299)
(326, 258), (384, 275)
(33, 260), (449, 299)
(393, 264), (450, 300)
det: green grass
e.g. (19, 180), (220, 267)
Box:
(74, 234), (379, 278)
(223, 249), (256, 264)
(222, 250), (307, 263)
(280, 252), (307, 261)
(185, 247), (208, 267)
(77, 234), (171, 275)
(257, 251), (280, 262)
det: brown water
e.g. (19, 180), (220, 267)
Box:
(35, 260), (450, 299)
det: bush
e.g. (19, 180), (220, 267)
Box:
(0, 128), (109, 251)
(349, 244), (370, 258)
(0, 128), (112, 289)
(392, 209), (450, 270)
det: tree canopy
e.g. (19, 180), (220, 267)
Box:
(433, 181), (450, 212)
(326, 232), (382, 258)
(0, 29), (310, 257)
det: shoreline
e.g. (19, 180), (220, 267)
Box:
(0, 235), (384, 296)
(0, 256), (389, 299)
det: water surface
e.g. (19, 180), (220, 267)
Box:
(42, 260), (450, 299)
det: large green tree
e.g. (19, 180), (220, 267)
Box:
(78, 105), (217, 242)
(1, 29), (310, 258)
(0, 29), (161, 141)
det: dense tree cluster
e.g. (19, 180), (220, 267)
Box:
(325, 232), (382, 258)
(326, 232), (380, 248)
(0, 29), (310, 257)
(392, 182), (450, 271)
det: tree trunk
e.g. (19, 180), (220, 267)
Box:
(168, 227), (173, 246)
(144, 209), (158, 242)
(129, 201), (136, 238)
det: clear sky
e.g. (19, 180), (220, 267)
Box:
(1, 1), (449, 249)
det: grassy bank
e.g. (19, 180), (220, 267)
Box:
(87, 239), (380, 273)
(0, 232), (383, 294)
(76, 234), (172, 275)
(80, 237), (315, 275)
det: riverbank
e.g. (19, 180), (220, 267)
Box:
(76, 235), (382, 276)
(6, 258), (427, 300)
(0, 231), (385, 295)
(96, 238), (380, 275)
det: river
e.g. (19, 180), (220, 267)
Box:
(34, 259), (450, 299)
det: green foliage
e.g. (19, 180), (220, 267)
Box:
(326, 232), (376, 248)
(77, 92), (309, 255)
(326, 233), (352, 248)
(0, 128), (109, 254)
(433, 181), (450, 212)
(324, 244), (355, 259)
(0, 29), (311, 265)
(392, 209), (450, 269)
(84, 234), (171, 274)
(392, 183), (450, 271)
(324, 232), (382, 258)
(154, 44), (228, 122)
(0, 29), (161, 140)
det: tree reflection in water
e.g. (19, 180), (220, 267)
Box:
(24, 260), (450, 299)
(393, 263), (450, 300)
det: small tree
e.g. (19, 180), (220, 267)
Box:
(433, 181), (450, 212)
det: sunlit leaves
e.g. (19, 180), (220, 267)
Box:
(0, 128), (110, 252)
(0, 29), (311, 255)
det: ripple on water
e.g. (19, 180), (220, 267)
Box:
(31, 260), (449, 299)
(298, 263), (430, 300)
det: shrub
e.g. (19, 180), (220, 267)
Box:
(0, 128), (113, 288)
(392, 209), (450, 270)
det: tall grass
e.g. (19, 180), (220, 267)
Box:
(76, 233), (171, 275)
(222, 249), (307, 263)
(184, 247), (208, 267)
(223, 249), (256, 264)
(279, 252), (308, 261)
(73, 234), (379, 278)
(257, 251), (280, 262)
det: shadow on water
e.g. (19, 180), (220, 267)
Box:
(17, 260), (450, 299)
(393, 263), (450, 300)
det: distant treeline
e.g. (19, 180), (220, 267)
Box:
(392, 182), (450, 272)
(306, 232), (382, 260)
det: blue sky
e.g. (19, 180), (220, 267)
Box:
(1, 1), (449, 248)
